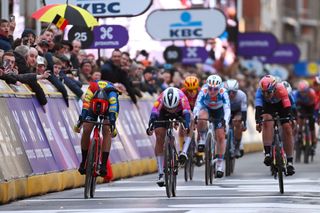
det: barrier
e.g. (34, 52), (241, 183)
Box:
(0, 80), (262, 204)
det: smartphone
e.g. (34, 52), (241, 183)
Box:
(2, 60), (10, 69)
(9, 15), (15, 22)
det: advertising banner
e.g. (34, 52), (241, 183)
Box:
(33, 98), (78, 170)
(0, 98), (32, 180)
(146, 9), (226, 40)
(8, 98), (58, 174)
(44, 0), (153, 17)
(117, 100), (154, 159)
(90, 25), (129, 49)
(181, 46), (208, 64)
(237, 32), (278, 57)
(260, 43), (300, 64)
(56, 99), (82, 162)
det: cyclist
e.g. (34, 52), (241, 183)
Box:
(180, 75), (203, 166)
(74, 80), (120, 176)
(255, 75), (295, 176)
(146, 87), (191, 186)
(224, 79), (247, 158)
(193, 74), (231, 178)
(312, 76), (320, 123)
(282, 81), (297, 119)
(293, 80), (318, 155)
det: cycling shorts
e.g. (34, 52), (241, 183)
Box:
(203, 107), (225, 130)
(261, 101), (290, 125)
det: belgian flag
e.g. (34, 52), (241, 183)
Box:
(52, 14), (68, 31)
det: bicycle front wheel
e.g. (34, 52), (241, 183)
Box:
(276, 147), (284, 194)
(225, 131), (232, 177)
(84, 139), (96, 199)
(205, 133), (213, 185)
(189, 139), (195, 181)
(164, 137), (172, 198)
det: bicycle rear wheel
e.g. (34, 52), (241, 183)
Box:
(295, 134), (302, 163)
(164, 137), (172, 198)
(84, 139), (96, 199)
(90, 141), (100, 198)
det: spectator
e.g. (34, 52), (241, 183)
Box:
(13, 45), (30, 74)
(79, 59), (93, 84)
(21, 28), (36, 47)
(159, 70), (172, 91)
(35, 39), (50, 57)
(0, 19), (14, 51)
(140, 66), (159, 95)
(91, 70), (101, 81)
(26, 47), (38, 71)
(36, 55), (69, 107)
(1, 51), (18, 75)
(101, 49), (139, 104)
(55, 56), (83, 99)
(70, 39), (81, 69)
(0, 52), (48, 106)
(78, 50), (87, 65)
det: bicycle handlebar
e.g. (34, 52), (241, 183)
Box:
(83, 120), (111, 126)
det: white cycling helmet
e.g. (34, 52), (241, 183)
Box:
(282, 81), (292, 94)
(224, 79), (239, 92)
(163, 87), (180, 109)
(206, 75), (222, 88)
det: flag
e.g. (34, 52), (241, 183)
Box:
(52, 14), (68, 31)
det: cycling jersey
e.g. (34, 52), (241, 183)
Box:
(181, 87), (200, 110)
(255, 83), (291, 108)
(293, 88), (317, 107)
(230, 90), (247, 112)
(193, 84), (231, 125)
(82, 80), (119, 116)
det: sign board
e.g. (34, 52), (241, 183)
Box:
(260, 43), (300, 64)
(181, 47), (208, 64)
(294, 61), (320, 77)
(237, 32), (278, 57)
(146, 9), (226, 40)
(163, 45), (182, 64)
(89, 25), (129, 49)
(68, 26), (94, 49)
(44, 0), (152, 17)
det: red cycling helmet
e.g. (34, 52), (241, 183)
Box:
(259, 75), (277, 92)
(91, 89), (109, 115)
(297, 80), (309, 92)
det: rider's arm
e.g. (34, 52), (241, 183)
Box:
(148, 95), (162, 128)
(255, 89), (263, 124)
(180, 92), (191, 129)
(222, 90), (231, 126)
(80, 84), (95, 120)
(193, 88), (205, 118)
(240, 91), (248, 126)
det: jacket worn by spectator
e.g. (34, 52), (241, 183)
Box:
(0, 34), (13, 51)
(13, 51), (31, 74)
(101, 60), (138, 104)
(47, 74), (69, 107)
(59, 71), (83, 99)
(0, 73), (47, 105)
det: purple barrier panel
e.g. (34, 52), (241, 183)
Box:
(117, 100), (154, 159)
(137, 100), (156, 148)
(8, 98), (58, 174)
(55, 98), (82, 162)
(109, 136), (128, 164)
(0, 98), (32, 180)
(32, 98), (78, 170)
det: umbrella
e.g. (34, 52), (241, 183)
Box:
(32, 4), (99, 28)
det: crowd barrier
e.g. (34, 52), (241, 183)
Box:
(0, 80), (262, 204)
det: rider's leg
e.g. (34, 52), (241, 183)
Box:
(215, 126), (226, 178)
(233, 114), (243, 157)
(99, 124), (112, 176)
(262, 114), (274, 166)
(197, 109), (208, 152)
(178, 125), (184, 152)
(282, 121), (295, 175)
(155, 127), (166, 183)
(309, 115), (317, 153)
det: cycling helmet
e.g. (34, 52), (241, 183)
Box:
(224, 79), (239, 92)
(184, 76), (199, 90)
(206, 75), (222, 88)
(259, 75), (277, 92)
(91, 89), (109, 115)
(313, 75), (320, 86)
(282, 81), (292, 94)
(163, 87), (180, 109)
(297, 80), (309, 92)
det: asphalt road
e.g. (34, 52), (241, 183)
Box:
(1, 149), (320, 213)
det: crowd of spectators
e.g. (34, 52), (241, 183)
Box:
(0, 17), (264, 109)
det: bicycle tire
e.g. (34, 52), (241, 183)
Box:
(90, 140), (100, 198)
(304, 122), (311, 164)
(276, 146), (284, 194)
(205, 133), (212, 185)
(209, 136), (214, 184)
(171, 144), (177, 197)
(164, 136), (172, 198)
(189, 139), (195, 181)
(295, 133), (302, 163)
(225, 130), (232, 177)
(84, 139), (96, 199)
(184, 156), (189, 182)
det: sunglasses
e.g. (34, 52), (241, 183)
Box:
(208, 86), (219, 92)
(228, 90), (237, 95)
(262, 90), (274, 95)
